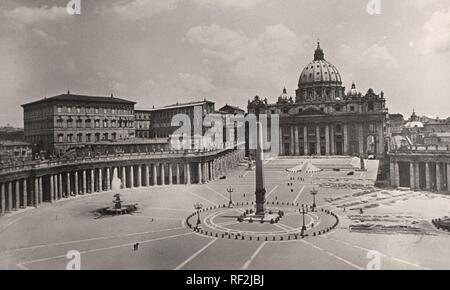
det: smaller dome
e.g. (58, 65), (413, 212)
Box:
(348, 82), (359, 96)
(279, 87), (289, 99)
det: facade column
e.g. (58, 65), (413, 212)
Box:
(358, 123), (364, 155)
(316, 125), (321, 155)
(176, 163), (180, 184)
(0, 183), (4, 215)
(90, 169), (95, 193)
(186, 163), (191, 185)
(343, 124), (349, 155)
(130, 166), (134, 188)
(145, 165), (150, 187)
(14, 180), (20, 210)
(161, 163), (165, 185)
(121, 166), (126, 188)
(390, 161), (395, 187)
(410, 162), (415, 190)
(290, 126), (295, 156)
(279, 127), (283, 156)
(8, 182), (13, 210)
(82, 170), (87, 194)
(325, 125), (330, 155)
(330, 125), (335, 155)
(106, 167), (111, 191)
(425, 162), (431, 190)
(168, 164), (173, 185)
(303, 126), (308, 155)
(153, 164), (158, 186)
(436, 163), (442, 192)
(137, 165), (142, 187)
(394, 162), (400, 188)
(74, 171), (79, 195)
(294, 126), (299, 156)
(22, 179), (27, 208)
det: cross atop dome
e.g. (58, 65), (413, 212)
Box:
(314, 40), (324, 61)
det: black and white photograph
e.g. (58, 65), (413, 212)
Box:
(1, 0), (450, 275)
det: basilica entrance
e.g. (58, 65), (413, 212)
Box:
(309, 143), (316, 155)
(336, 142), (343, 155)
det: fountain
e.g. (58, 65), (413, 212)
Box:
(97, 168), (138, 216)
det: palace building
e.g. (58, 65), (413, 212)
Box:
(22, 92), (136, 155)
(248, 42), (388, 158)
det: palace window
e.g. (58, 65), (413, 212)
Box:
(76, 119), (83, 128)
(103, 119), (109, 128)
(95, 133), (100, 142)
(95, 120), (100, 128)
(350, 106), (355, 112)
(86, 134), (91, 142)
(67, 119), (73, 128)
(67, 134), (73, 142)
(77, 134), (82, 142)
(368, 102), (374, 111)
(85, 119), (91, 128)
(58, 134), (64, 142)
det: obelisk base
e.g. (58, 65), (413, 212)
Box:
(255, 188), (266, 216)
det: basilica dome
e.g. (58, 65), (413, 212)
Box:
(298, 42), (342, 87)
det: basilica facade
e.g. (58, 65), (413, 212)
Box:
(249, 43), (388, 158)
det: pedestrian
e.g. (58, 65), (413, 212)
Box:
(243, 193), (246, 198)
(136, 243), (140, 250)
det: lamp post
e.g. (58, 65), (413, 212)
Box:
(227, 185), (234, 208)
(310, 187), (318, 212)
(299, 206), (307, 233)
(194, 202), (203, 228)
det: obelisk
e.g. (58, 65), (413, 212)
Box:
(255, 118), (266, 216)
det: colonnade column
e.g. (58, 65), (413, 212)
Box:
(415, 162), (420, 190)
(145, 165), (150, 187)
(49, 175), (54, 203)
(39, 177), (43, 203)
(186, 163), (191, 185)
(279, 127), (283, 156)
(14, 180), (20, 210)
(176, 164), (180, 184)
(0, 183), (4, 214)
(74, 171), (79, 195)
(358, 123), (364, 155)
(153, 164), (158, 186)
(22, 179), (27, 207)
(33, 178), (38, 207)
(425, 162), (431, 190)
(130, 166), (134, 188)
(168, 164), (173, 185)
(436, 163), (442, 191)
(58, 173), (63, 198)
(198, 162), (202, 184)
(410, 162), (415, 190)
(82, 170), (87, 194)
(161, 163), (165, 185)
(137, 165), (141, 187)
(290, 127), (295, 156)
(99, 168), (103, 192)
(447, 163), (450, 192)
(294, 126), (299, 156)
(106, 167), (111, 191)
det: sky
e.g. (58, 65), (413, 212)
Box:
(1, 0), (450, 127)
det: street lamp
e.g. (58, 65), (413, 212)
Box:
(227, 185), (234, 208)
(310, 187), (318, 212)
(194, 202), (203, 228)
(299, 206), (307, 233)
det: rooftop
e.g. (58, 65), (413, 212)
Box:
(136, 99), (214, 112)
(22, 92), (136, 107)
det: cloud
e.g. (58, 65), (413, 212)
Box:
(419, 8), (450, 54)
(3, 5), (67, 25)
(102, 0), (181, 21)
(340, 42), (399, 72)
(192, 0), (266, 9)
(186, 24), (304, 91)
(138, 73), (217, 105)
